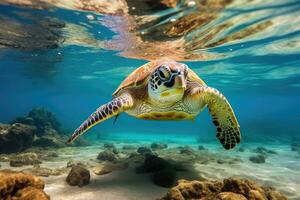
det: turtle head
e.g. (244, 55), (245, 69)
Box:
(148, 62), (188, 106)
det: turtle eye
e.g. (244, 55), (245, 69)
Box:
(158, 66), (170, 81)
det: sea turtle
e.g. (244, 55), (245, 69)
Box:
(67, 59), (241, 149)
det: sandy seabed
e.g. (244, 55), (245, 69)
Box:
(1, 142), (300, 200)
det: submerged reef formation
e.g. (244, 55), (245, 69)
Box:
(0, 123), (36, 153)
(160, 178), (288, 200)
(0, 170), (49, 200)
(11, 108), (61, 136)
(0, 108), (90, 154)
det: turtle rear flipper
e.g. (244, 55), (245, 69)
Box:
(67, 94), (133, 144)
(191, 86), (241, 150)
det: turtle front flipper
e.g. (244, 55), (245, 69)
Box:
(191, 86), (241, 150)
(67, 94), (133, 144)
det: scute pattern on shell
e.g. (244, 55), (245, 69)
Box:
(112, 60), (161, 96)
(113, 59), (207, 97)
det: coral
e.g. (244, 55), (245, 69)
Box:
(66, 165), (90, 187)
(0, 123), (36, 153)
(0, 170), (49, 200)
(159, 177), (287, 200)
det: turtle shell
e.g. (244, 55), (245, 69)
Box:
(112, 59), (206, 96)
(112, 60), (159, 96)
(187, 68), (206, 86)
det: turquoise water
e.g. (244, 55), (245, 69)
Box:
(1, 1), (299, 143)
(0, 1), (300, 199)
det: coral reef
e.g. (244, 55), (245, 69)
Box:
(0, 123), (36, 153)
(159, 177), (287, 200)
(0, 170), (49, 200)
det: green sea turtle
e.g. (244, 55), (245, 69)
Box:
(67, 59), (241, 149)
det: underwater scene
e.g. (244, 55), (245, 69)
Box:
(0, 0), (300, 199)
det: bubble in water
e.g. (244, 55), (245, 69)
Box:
(187, 1), (196, 7)
(86, 14), (95, 20)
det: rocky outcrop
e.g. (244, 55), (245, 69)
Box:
(0, 123), (36, 153)
(160, 177), (287, 200)
(103, 142), (118, 154)
(11, 108), (61, 136)
(66, 165), (90, 187)
(137, 146), (153, 156)
(249, 155), (266, 164)
(253, 147), (277, 155)
(179, 146), (195, 155)
(92, 162), (128, 175)
(97, 150), (118, 162)
(291, 142), (300, 153)
(92, 165), (113, 175)
(136, 155), (170, 174)
(33, 128), (65, 148)
(153, 168), (176, 187)
(136, 155), (177, 187)
(1, 108), (91, 150)
(23, 166), (67, 177)
(151, 142), (168, 150)
(0, 170), (49, 200)
(122, 144), (137, 150)
(9, 152), (42, 167)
